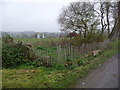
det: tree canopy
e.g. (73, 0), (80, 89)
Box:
(58, 1), (119, 39)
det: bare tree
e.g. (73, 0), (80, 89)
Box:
(98, 2), (107, 37)
(58, 2), (99, 37)
(96, 1), (118, 39)
(105, 2), (111, 38)
(58, 1), (119, 40)
(109, 2), (119, 39)
(104, 1), (119, 39)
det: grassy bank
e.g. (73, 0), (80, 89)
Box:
(2, 40), (118, 88)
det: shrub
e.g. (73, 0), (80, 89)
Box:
(54, 64), (66, 70)
(66, 63), (77, 70)
(2, 42), (37, 68)
(86, 33), (107, 43)
(35, 46), (57, 67)
(72, 33), (107, 46)
(77, 59), (86, 66)
(2, 33), (13, 44)
(97, 34), (108, 42)
(72, 35), (84, 46)
(25, 61), (39, 67)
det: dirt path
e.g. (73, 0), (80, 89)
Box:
(73, 54), (118, 88)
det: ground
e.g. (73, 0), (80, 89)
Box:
(72, 54), (118, 88)
(2, 40), (119, 88)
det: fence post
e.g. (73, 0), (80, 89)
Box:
(64, 45), (66, 61)
(71, 45), (73, 60)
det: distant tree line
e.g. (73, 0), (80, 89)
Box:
(1, 31), (65, 38)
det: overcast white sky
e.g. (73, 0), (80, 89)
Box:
(0, 0), (118, 32)
(0, 0), (80, 32)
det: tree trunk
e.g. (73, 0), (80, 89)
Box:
(106, 2), (110, 38)
(109, 19), (118, 40)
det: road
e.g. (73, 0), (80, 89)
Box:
(73, 54), (118, 88)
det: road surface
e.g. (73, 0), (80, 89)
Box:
(73, 54), (118, 88)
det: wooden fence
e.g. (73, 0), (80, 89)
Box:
(56, 39), (110, 64)
(36, 39), (110, 66)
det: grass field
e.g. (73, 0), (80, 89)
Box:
(2, 40), (118, 88)
(14, 38), (60, 47)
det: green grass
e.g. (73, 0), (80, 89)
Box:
(2, 40), (118, 88)
(14, 38), (60, 47)
(14, 38), (59, 42)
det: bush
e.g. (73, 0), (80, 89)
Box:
(66, 63), (77, 70)
(25, 61), (39, 67)
(2, 42), (37, 68)
(72, 35), (84, 46)
(35, 46), (57, 67)
(72, 33), (107, 46)
(54, 64), (66, 70)
(2, 33), (13, 44)
(77, 59), (86, 66)
(86, 33), (107, 43)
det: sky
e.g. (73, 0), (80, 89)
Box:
(0, 0), (118, 32)
(0, 0), (80, 32)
